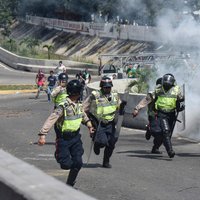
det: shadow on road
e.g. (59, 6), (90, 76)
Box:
(33, 142), (55, 145)
(82, 163), (102, 168)
(116, 149), (172, 161)
(176, 153), (200, 157)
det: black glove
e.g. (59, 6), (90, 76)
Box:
(178, 104), (185, 112)
(119, 101), (127, 115)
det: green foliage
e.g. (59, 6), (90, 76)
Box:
(43, 44), (54, 59)
(128, 66), (157, 94)
(70, 55), (94, 64)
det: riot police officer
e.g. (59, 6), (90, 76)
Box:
(83, 76), (122, 168)
(133, 74), (184, 158)
(38, 79), (94, 186)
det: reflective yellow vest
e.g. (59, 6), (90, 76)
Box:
(92, 90), (119, 121)
(155, 85), (180, 112)
(58, 101), (83, 133)
(53, 90), (68, 107)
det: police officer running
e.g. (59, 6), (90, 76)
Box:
(83, 76), (122, 168)
(38, 80), (95, 187)
(132, 74), (184, 158)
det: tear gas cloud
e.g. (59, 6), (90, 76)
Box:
(154, 9), (200, 140)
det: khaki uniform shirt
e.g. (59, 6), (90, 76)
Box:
(39, 98), (91, 135)
(134, 84), (184, 112)
(51, 86), (66, 98)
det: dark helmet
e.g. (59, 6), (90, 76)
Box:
(58, 73), (67, 82)
(156, 77), (162, 85)
(67, 79), (82, 96)
(100, 76), (113, 88)
(162, 73), (175, 90)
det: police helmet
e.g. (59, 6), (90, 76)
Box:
(162, 73), (175, 89)
(67, 79), (82, 96)
(100, 76), (113, 88)
(156, 77), (162, 85)
(58, 73), (67, 82)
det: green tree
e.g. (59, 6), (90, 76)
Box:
(43, 44), (54, 59)
(20, 37), (40, 54)
(6, 38), (17, 52)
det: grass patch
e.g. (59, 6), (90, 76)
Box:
(0, 84), (37, 90)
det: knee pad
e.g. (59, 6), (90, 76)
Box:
(60, 163), (71, 170)
(95, 142), (105, 148)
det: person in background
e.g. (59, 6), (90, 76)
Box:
(126, 64), (132, 76)
(51, 72), (68, 108)
(82, 68), (91, 84)
(81, 68), (91, 98)
(76, 71), (85, 101)
(55, 61), (66, 80)
(35, 69), (46, 99)
(46, 70), (57, 102)
(38, 79), (95, 187)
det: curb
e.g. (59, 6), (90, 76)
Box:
(0, 89), (37, 94)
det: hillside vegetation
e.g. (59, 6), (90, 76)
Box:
(6, 22), (155, 64)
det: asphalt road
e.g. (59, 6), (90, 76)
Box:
(1, 62), (200, 200)
(0, 62), (36, 84)
(0, 93), (200, 200)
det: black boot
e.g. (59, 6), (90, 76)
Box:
(145, 126), (151, 140)
(102, 148), (112, 168)
(151, 146), (162, 154)
(93, 144), (100, 155)
(163, 136), (175, 158)
(66, 168), (79, 186)
(102, 159), (112, 168)
(168, 150), (175, 158)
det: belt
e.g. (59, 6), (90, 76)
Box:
(100, 120), (114, 126)
(59, 129), (80, 140)
(157, 109), (175, 114)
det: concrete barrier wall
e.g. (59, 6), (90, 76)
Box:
(0, 149), (97, 200)
(25, 15), (161, 42)
(0, 47), (98, 75)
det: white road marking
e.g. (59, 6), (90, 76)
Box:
(23, 157), (55, 161)
(0, 62), (14, 71)
(23, 153), (55, 161)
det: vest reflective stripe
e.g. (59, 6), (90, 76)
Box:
(155, 86), (179, 112)
(59, 102), (83, 133)
(95, 92), (118, 121)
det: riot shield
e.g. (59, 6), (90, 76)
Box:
(115, 90), (129, 138)
(176, 84), (186, 132)
(83, 113), (99, 164)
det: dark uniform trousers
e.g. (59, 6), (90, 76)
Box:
(149, 111), (176, 152)
(94, 121), (118, 161)
(54, 128), (84, 171)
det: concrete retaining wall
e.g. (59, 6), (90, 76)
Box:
(25, 15), (161, 42)
(0, 47), (98, 75)
(0, 149), (97, 200)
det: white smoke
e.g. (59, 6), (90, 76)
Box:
(154, 8), (200, 141)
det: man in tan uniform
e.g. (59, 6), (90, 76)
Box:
(38, 79), (94, 186)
